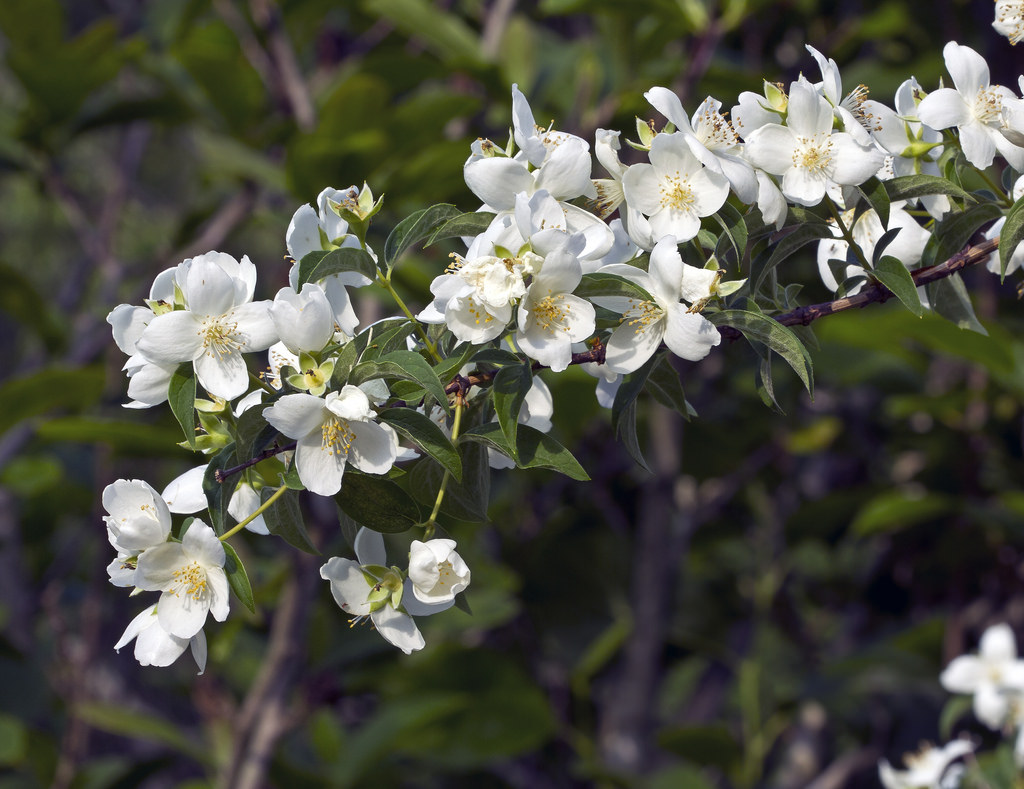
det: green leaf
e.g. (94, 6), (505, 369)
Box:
(378, 407), (462, 481)
(426, 210), (497, 245)
(999, 194), (1024, 279)
(709, 310), (814, 395)
(921, 202), (1003, 268)
(348, 350), (449, 411)
(470, 348), (522, 367)
(262, 487), (318, 553)
(851, 490), (955, 536)
(491, 362), (532, 463)
(610, 357), (656, 472)
(574, 272), (656, 303)
(855, 176), (891, 228)
(222, 543), (255, 613)
(432, 344), (475, 386)
(873, 255), (925, 317)
(75, 703), (206, 763)
(657, 724), (742, 771)
(753, 222), (832, 294)
(362, 0), (487, 66)
(234, 404), (277, 464)
(203, 444), (236, 534)
(409, 441), (490, 522)
(383, 203), (463, 270)
(33, 417), (181, 454)
(883, 173), (976, 205)
(168, 363), (197, 449)
(644, 354), (695, 418)
(925, 273), (988, 334)
(711, 202), (748, 265)
(331, 319), (408, 385)
(296, 247), (378, 288)
(336, 472), (422, 533)
(357, 321), (418, 362)
(0, 365), (104, 438)
(461, 423), (589, 480)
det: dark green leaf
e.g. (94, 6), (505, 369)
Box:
(873, 256), (925, 317)
(378, 407), (462, 481)
(384, 203), (462, 269)
(461, 423), (589, 480)
(711, 202), (748, 265)
(296, 247), (377, 288)
(491, 362), (532, 463)
(358, 320), (418, 361)
(710, 310), (813, 394)
(645, 354), (694, 418)
(203, 444), (237, 535)
(409, 441), (490, 522)
(168, 363), (197, 449)
(336, 472), (422, 533)
(222, 543), (255, 613)
(470, 348), (522, 367)
(925, 273), (988, 334)
(426, 210), (497, 245)
(753, 223), (832, 294)
(855, 176), (891, 228)
(610, 356), (656, 472)
(574, 272), (655, 303)
(262, 487), (318, 553)
(921, 202), (1003, 268)
(999, 194), (1024, 280)
(348, 350), (449, 411)
(234, 404), (277, 464)
(883, 174), (975, 205)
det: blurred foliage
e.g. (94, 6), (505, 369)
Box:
(0, 0), (1022, 787)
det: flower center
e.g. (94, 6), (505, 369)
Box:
(172, 560), (208, 600)
(973, 86), (1004, 124)
(660, 173), (696, 212)
(532, 294), (570, 332)
(622, 300), (665, 333)
(794, 135), (835, 174)
(321, 417), (355, 456)
(695, 107), (739, 148)
(199, 313), (243, 359)
(995, 4), (1024, 44)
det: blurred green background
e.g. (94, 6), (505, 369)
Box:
(2, 0), (1023, 787)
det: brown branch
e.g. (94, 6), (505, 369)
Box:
(719, 237), (1001, 341)
(442, 343), (606, 395)
(215, 441), (297, 483)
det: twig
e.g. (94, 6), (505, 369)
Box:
(215, 441), (297, 483)
(719, 237), (1001, 341)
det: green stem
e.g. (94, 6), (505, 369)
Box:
(825, 196), (873, 272)
(976, 167), (1012, 208)
(425, 397), (464, 535)
(249, 372), (277, 396)
(219, 485), (288, 542)
(377, 273), (442, 363)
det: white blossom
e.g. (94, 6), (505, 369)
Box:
(408, 539), (471, 605)
(941, 623), (1024, 729)
(115, 604), (207, 674)
(878, 740), (974, 789)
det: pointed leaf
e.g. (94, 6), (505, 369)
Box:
(491, 362), (532, 463)
(999, 194), (1024, 279)
(296, 247), (377, 288)
(426, 210), (497, 245)
(378, 407), (462, 481)
(873, 255), (925, 317)
(711, 202), (748, 265)
(203, 444), (237, 535)
(168, 363), (197, 449)
(575, 272), (656, 303)
(335, 472), (422, 533)
(921, 202), (1003, 268)
(348, 350), (449, 412)
(222, 543), (255, 613)
(883, 174), (975, 205)
(645, 354), (695, 418)
(408, 442), (490, 522)
(926, 273), (988, 334)
(855, 176), (890, 228)
(261, 487), (318, 553)
(461, 423), (589, 480)
(709, 310), (813, 394)
(384, 203), (463, 270)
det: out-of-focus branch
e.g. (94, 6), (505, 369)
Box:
(250, 0), (316, 130)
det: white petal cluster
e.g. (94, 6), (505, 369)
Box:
(941, 623), (1024, 729)
(879, 740), (974, 789)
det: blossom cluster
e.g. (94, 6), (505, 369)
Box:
(103, 25), (1024, 673)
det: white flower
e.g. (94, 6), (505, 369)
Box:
(408, 539), (471, 604)
(917, 42), (1024, 170)
(134, 520), (229, 639)
(805, 44), (875, 146)
(994, 1), (1024, 46)
(136, 252), (278, 401)
(103, 478), (173, 587)
(595, 236), (721, 374)
(940, 623), (1024, 729)
(644, 89), (757, 203)
(744, 77), (884, 206)
(515, 240), (595, 372)
(115, 604), (207, 674)
(320, 529), (454, 654)
(878, 740), (974, 789)
(263, 386), (396, 496)
(983, 175), (1024, 275)
(270, 283), (337, 355)
(621, 131), (730, 245)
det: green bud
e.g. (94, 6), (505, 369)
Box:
(764, 80), (788, 112)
